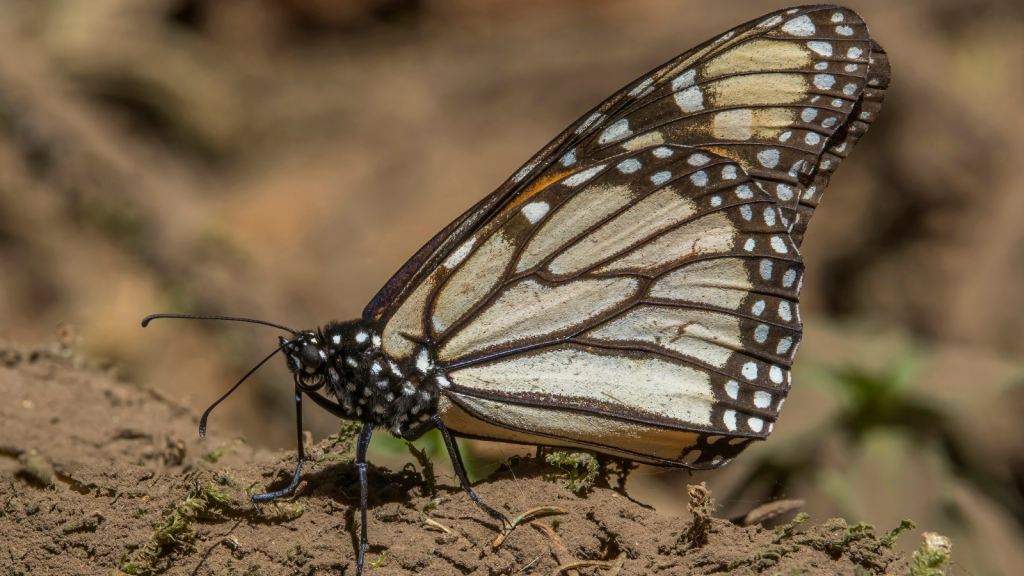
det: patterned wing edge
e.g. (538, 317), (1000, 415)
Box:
(791, 38), (891, 246)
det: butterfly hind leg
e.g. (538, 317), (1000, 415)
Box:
(402, 415), (513, 534)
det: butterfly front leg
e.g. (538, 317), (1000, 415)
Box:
(251, 381), (310, 512)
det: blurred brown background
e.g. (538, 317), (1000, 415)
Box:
(1, 0), (1022, 573)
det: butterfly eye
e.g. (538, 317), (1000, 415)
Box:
(300, 345), (323, 370)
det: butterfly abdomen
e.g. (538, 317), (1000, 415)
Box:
(286, 319), (447, 436)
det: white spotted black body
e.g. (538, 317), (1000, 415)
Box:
(281, 319), (445, 436)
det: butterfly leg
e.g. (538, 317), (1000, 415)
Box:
(251, 383), (307, 513)
(354, 422), (373, 576)
(431, 414), (513, 533)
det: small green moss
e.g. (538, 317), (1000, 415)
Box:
(551, 518), (560, 532)
(909, 532), (952, 576)
(368, 551), (388, 568)
(771, 512), (810, 544)
(132, 508), (147, 519)
(206, 449), (227, 463)
(545, 449), (599, 494)
(882, 518), (916, 548)
(128, 482), (232, 571)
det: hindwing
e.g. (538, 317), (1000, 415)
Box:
(365, 4), (890, 468)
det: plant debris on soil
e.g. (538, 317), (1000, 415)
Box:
(0, 340), (936, 575)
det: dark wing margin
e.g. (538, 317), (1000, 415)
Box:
(791, 38), (890, 246)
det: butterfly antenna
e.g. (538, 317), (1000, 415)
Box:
(141, 314), (297, 335)
(199, 343), (286, 437)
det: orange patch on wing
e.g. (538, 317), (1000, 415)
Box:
(499, 167), (573, 217)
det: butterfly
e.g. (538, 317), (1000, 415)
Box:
(144, 5), (889, 574)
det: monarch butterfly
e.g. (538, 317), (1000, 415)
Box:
(144, 4), (889, 574)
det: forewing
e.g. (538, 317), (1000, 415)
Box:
(370, 5), (888, 468)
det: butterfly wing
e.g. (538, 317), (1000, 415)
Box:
(366, 5), (890, 468)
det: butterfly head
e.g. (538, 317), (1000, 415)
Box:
(280, 330), (333, 390)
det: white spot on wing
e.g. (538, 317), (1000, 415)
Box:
(576, 112), (604, 134)
(628, 77), (654, 97)
(710, 196), (722, 207)
(801, 108), (818, 122)
(522, 202), (550, 224)
(674, 86), (704, 113)
(778, 301), (793, 321)
(740, 205), (752, 220)
(759, 15), (783, 27)
(690, 171), (709, 187)
(651, 171), (672, 185)
(814, 74), (836, 90)
(688, 153), (710, 166)
(760, 259), (773, 280)
(617, 158), (641, 174)
(807, 41), (833, 56)
(332, 335), (341, 344)
(832, 12), (845, 22)
(672, 69), (697, 91)
(724, 410), (737, 431)
(754, 324), (769, 343)
(836, 25), (854, 36)
(742, 362), (758, 380)
(744, 238), (756, 251)
(769, 366), (783, 383)
(725, 380), (739, 399)
(843, 83), (858, 95)
(722, 165), (737, 180)
(754, 391), (772, 408)
(782, 15), (815, 36)
(563, 164), (607, 187)
(752, 300), (766, 316)
(748, 417), (765, 432)
(776, 184), (793, 201)
(757, 149), (781, 168)
(777, 337), (793, 355)
(355, 331), (368, 343)
(783, 269), (797, 287)
(653, 147), (674, 158)
(805, 132), (821, 145)
(599, 119), (633, 145)
(848, 46), (863, 59)
(771, 236), (788, 253)
(763, 207), (777, 226)
(560, 150), (577, 166)
(736, 185), (753, 199)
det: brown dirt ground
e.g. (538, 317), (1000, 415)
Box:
(0, 342), (916, 576)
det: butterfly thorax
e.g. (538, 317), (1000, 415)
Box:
(280, 319), (441, 436)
